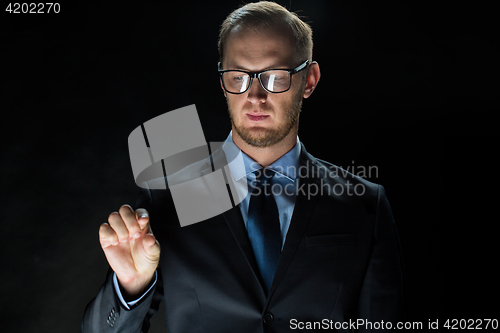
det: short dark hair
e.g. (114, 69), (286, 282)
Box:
(218, 1), (313, 65)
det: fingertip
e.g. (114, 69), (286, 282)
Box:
(99, 223), (120, 247)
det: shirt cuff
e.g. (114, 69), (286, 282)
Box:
(113, 270), (158, 310)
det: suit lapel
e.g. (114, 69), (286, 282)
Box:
(268, 144), (321, 296)
(201, 145), (265, 294)
(221, 205), (263, 288)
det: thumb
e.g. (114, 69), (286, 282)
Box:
(142, 233), (160, 259)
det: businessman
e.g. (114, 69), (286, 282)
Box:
(83, 1), (405, 332)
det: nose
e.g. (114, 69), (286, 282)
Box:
(247, 77), (268, 104)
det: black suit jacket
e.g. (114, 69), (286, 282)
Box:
(82, 143), (405, 332)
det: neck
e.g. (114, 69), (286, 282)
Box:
(231, 126), (298, 167)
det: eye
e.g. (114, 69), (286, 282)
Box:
(227, 72), (248, 82)
(272, 74), (287, 81)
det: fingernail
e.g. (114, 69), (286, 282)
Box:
(133, 232), (141, 238)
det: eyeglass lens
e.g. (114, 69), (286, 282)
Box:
(223, 70), (290, 93)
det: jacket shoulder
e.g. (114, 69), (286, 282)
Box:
(300, 145), (381, 198)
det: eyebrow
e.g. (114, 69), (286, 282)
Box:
(227, 63), (292, 71)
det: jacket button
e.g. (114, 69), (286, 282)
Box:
(263, 313), (274, 324)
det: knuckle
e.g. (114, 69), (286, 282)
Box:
(99, 224), (113, 236)
(107, 219), (127, 237)
(108, 212), (120, 223)
(99, 228), (116, 243)
(119, 204), (133, 214)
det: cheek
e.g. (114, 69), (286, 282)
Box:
(227, 95), (245, 109)
(226, 96), (242, 119)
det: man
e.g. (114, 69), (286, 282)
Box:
(82, 2), (405, 332)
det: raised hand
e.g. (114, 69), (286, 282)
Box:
(99, 205), (160, 300)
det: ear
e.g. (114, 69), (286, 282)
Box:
(220, 77), (227, 98)
(303, 61), (321, 99)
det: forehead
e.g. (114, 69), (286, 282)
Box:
(223, 24), (295, 70)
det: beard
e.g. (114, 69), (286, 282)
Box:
(227, 89), (303, 148)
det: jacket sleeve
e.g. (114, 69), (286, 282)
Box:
(81, 185), (164, 333)
(355, 185), (406, 332)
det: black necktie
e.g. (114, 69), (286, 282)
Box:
(247, 168), (281, 293)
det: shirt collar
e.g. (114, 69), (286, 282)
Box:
(221, 130), (301, 182)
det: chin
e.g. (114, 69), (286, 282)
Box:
(236, 125), (291, 148)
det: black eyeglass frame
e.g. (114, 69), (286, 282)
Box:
(218, 60), (310, 94)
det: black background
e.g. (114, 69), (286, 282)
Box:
(1, 1), (498, 332)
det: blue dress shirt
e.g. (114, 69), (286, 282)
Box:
(221, 131), (301, 247)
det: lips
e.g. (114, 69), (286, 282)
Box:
(246, 113), (269, 121)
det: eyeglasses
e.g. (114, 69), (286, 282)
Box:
(218, 60), (309, 94)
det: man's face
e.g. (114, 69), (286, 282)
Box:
(222, 25), (306, 148)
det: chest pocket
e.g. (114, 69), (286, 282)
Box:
(306, 233), (357, 247)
